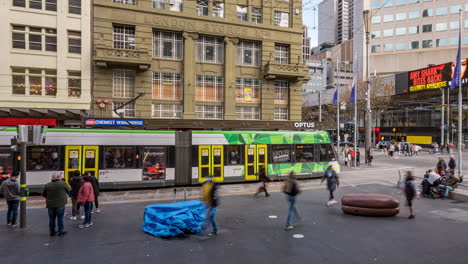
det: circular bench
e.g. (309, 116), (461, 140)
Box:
(341, 193), (399, 217)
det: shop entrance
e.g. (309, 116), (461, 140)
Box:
(64, 146), (99, 182)
(244, 144), (267, 180)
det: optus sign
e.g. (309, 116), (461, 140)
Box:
(294, 122), (315, 128)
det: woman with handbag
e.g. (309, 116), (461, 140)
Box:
(254, 166), (270, 198)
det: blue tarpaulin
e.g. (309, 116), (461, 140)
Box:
(142, 200), (206, 238)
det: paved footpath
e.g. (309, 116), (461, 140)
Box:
(1, 183), (468, 264)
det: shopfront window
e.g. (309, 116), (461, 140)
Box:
(295, 145), (315, 162)
(226, 145), (242, 165)
(104, 146), (135, 168)
(142, 147), (166, 180)
(271, 145), (291, 164)
(27, 146), (59, 170)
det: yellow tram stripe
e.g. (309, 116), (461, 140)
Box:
(20, 184), (27, 188)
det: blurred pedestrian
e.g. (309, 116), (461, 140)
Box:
(202, 175), (219, 236)
(254, 166), (270, 197)
(350, 149), (355, 167)
(389, 144), (395, 158)
(69, 170), (83, 220)
(0, 171), (20, 227)
(404, 171), (420, 219)
(366, 148), (373, 166)
(43, 173), (70, 236)
(77, 176), (95, 228)
(321, 165), (340, 206)
(86, 172), (101, 213)
(448, 155), (456, 175)
(283, 172), (300, 230)
(356, 149), (361, 167)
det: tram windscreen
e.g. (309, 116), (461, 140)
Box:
(319, 144), (336, 161)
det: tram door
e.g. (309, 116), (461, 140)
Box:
(64, 146), (99, 183)
(198, 145), (224, 183)
(245, 144), (267, 180)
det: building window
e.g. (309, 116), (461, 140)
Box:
(409, 10), (419, 19)
(113, 25), (136, 49)
(422, 39), (433, 48)
(252, 8), (262, 24)
(113, 102), (136, 118)
(235, 78), (260, 103)
(422, 8), (433, 17)
(371, 1), (380, 9)
(196, 105), (223, 119)
(436, 23), (448, 31)
(152, 0), (165, 9)
(450, 37), (459, 46)
(383, 14), (393, 23)
(236, 41), (261, 66)
(152, 72), (182, 100)
(153, 30), (182, 60)
(11, 68), (56, 96)
(436, 7), (448, 16)
(409, 0), (419, 3)
(113, 69), (135, 98)
(383, 29), (393, 37)
(275, 44), (289, 64)
(196, 75), (223, 102)
(13, 0), (26, 7)
(371, 31), (381, 38)
(68, 71), (81, 98)
(152, 103), (183, 119)
(408, 25), (419, 34)
(274, 108), (288, 120)
(274, 11), (289, 27)
(68, 0), (81, 15)
(409, 41), (419, 49)
(395, 28), (406, 36)
(113, 0), (136, 4)
(197, 0), (208, 16)
(213, 2), (224, 18)
(383, 44), (393, 52)
(68, 31), (81, 54)
(12, 26), (56, 52)
(371, 16), (381, 24)
(169, 0), (183, 11)
(395, 43), (406, 51)
(383, 0), (392, 7)
(371, 45), (381, 53)
(422, 24), (432, 33)
(450, 21), (460, 30)
(237, 5), (248, 21)
(396, 0), (406, 5)
(236, 106), (260, 120)
(196, 36), (224, 63)
(436, 38), (448, 47)
(465, 20), (468, 29)
(396, 12), (407, 20)
(450, 5), (462, 14)
(274, 80), (288, 105)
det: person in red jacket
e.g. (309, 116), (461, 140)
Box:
(77, 176), (95, 228)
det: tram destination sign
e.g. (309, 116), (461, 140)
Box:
(85, 119), (144, 127)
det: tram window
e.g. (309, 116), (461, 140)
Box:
(226, 145), (242, 165)
(27, 146), (59, 170)
(319, 144), (335, 162)
(270, 145), (291, 164)
(142, 147), (166, 180)
(295, 145), (315, 162)
(104, 146), (135, 168)
(0, 147), (13, 176)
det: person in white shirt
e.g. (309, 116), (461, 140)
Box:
(427, 171), (441, 186)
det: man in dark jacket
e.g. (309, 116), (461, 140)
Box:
(43, 173), (70, 236)
(436, 157), (447, 174)
(448, 155), (456, 174)
(69, 170), (82, 220)
(86, 172), (100, 213)
(0, 171), (20, 227)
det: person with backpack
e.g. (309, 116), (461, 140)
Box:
(0, 171), (20, 227)
(77, 176), (95, 228)
(202, 175), (219, 236)
(283, 172), (300, 230)
(404, 171), (420, 219)
(68, 170), (83, 221)
(321, 165), (340, 206)
(254, 166), (270, 198)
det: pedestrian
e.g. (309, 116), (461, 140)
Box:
(342, 145), (350, 166)
(77, 176), (95, 228)
(0, 171), (20, 227)
(201, 175), (219, 236)
(383, 143), (388, 157)
(350, 149), (355, 167)
(321, 165), (340, 206)
(254, 166), (270, 197)
(69, 170), (83, 220)
(366, 148), (373, 166)
(356, 149), (360, 167)
(389, 144), (395, 158)
(43, 173), (70, 236)
(86, 172), (101, 213)
(436, 156), (447, 175)
(437, 172), (461, 199)
(448, 155), (456, 175)
(404, 171), (420, 219)
(283, 172), (300, 230)
(446, 144), (450, 154)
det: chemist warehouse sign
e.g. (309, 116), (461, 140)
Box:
(85, 119), (144, 127)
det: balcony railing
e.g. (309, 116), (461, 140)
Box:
(94, 46), (152, 70)
(263, 62), (309, 81)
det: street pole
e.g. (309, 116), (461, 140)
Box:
(447, 88), (450, 144)
(440, 88), (445, 146)
(19, 141), (27, 228)
(319, 91), (322, 122)
(363, 10), (372, 157)
(336, 58), (341, 162)
(457, 9), (463, 177)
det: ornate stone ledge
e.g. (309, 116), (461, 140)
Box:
(263, 62), (309, 81)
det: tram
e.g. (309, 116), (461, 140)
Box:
(0, 128), (339, 192)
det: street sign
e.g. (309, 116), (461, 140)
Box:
(85, 118), (144, 127)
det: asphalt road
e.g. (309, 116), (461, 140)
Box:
(1, 183), (468, 264)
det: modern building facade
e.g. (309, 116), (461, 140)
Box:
(0, 0), (91, 123)
(92, 0), (308, 129)
(303, 25), (311, 61)
(318, 0), (354, 45)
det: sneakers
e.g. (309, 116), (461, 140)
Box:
(208, 232), (217, 236)
(58, 231), (67, 236)
(284, 225), (294, 230)
(7, 223), (11, 226)
(95, 208), (101, 213)
(78, 223), (93, 228)
(408, 215), (415, 219)
(70, 216), (77, 221)
(10, 223), (18, 227)
(80, 215), (85, 220)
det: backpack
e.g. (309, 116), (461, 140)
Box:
(284, 181), (300, 196)
(405, 180), (415, 198)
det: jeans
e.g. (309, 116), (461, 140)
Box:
(437, 185), (454, 197)
(6, 200), (20, 225)
(206, 205), (218, 233)
(48, 206), (65, 234)
(71, 197), (81, 217)
(285, 195), (299, 227)
(83, 202), (93, 224)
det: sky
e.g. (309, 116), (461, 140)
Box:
(302, 0), (321, 47)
